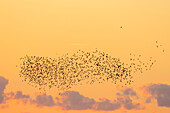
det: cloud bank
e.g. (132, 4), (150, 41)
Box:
(1, 75), (170, 111)
(0, 75), (144, 111)
(143, 83), (170, 107)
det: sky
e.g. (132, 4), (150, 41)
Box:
(0, 0), (170, 113)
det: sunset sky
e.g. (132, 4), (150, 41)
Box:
(0, 0), (170, 113)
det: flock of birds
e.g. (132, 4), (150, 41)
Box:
(156, 41), (165, 52)
(20, 49), (133, 91)
(18, 41), (164, 91)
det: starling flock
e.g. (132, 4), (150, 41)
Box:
(18, 48), (158, 91)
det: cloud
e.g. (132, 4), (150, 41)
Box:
(31, 94), (56, 107)
(57, 90), (143, 111)
(0, 74), (55, 107)
(117, 96), (143, 110)
(3, 91), (29, 102)
(116, 88), (143, 110)
(5, 91), (56, 107)
(143, 83), (170, 107)
(57, 91), (95, 110)
(95, 98), (121, 111)
(0, 75), (144, 110)
(116, 88), (138, 97)
(123, 88), (137, 97)
(0, 76), (8, 104)
(13, 91), (30, 104)
(15, 91), (30, 99)
(122, 97), (142, 110)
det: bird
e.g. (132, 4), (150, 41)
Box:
(163, 49), (165, 52)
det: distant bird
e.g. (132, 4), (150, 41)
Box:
(163, 49), (165, 52)
(120, 26), (123, 28)
(155, 41), (165, 53)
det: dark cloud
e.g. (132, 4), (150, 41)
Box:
(13, 91), (30, 104)
(57, 91), (121, 111)
(0, 76), (8, 94)
(0, 76), (8, 104)
(95, 98), (121, 111)
(117, 96), (142, 110)
(117, 88), (138, 98)
(5, 91), (56, 107)
(123, 88), (137, 97)
(57, 90), (143, 111)
(15, 91), (30, 99)
(144, 84), (170, 107)
(116, 88), (143, 110)
(31, 94), (56, 107)
(122, 97), (142, 110)
(57, 91), (95, 110)
(0, 75), (55, 107)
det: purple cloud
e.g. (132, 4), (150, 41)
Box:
(0, 76), (8, 104)
(144, 84), (170, 107)
(116, 88), (143, 110)
(123, 88), (137, 97)
(57, 91), (95, 110)
(57, 90), (143, 111)
(15, 91), (30, 99)
(95, 98), (121, 111)
(122, 97), (142, 110)
(31, 94), (56, 107)
(0, 75), (145, 110)
(117, 88), (138, 97)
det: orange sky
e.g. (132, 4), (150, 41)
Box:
(0, 0), (170, 113)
